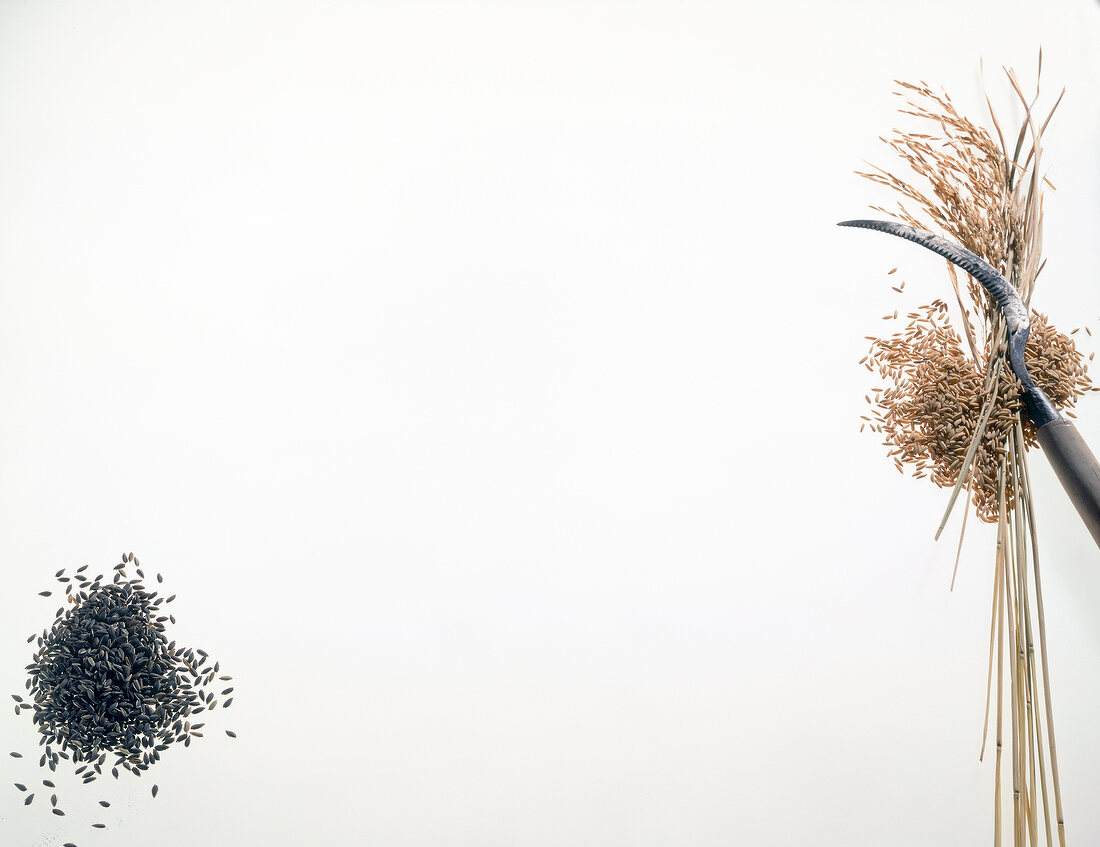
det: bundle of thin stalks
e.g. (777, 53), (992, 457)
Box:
(857, 55), (1092, 847)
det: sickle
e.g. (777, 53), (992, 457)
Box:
(839, 218), (1100, 548)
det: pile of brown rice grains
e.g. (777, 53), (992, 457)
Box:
(9, 553), (238, 836)
(861, 297), (1094, 521)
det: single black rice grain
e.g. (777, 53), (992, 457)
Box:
(151, 784), (159, 798)
(25, 793), (34, 804)
(52, 807), (64, 816)
(225, 730), (237, 738)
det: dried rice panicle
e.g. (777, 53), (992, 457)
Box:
(858, 76), (1090, 524)
(857, 80), (1030, 334)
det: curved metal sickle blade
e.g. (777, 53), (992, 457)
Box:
(838, 218), (1059, 427)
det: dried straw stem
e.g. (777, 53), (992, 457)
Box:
(858, 55), (1079, 846)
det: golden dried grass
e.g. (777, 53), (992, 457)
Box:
(855, 57), (1082, 847)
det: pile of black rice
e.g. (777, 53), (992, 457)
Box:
(10, 553), (235, 829)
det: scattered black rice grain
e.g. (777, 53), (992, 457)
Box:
(64, 842), (78, 846)
(92, 823), (106, 828)
(221, 687), (234, 695)
(223, 698), (233, 708)
(25, 793), (34, 804)
(10, 751), (22, 758)
(51, 793), (57, 806)
(15, 783), (27, 791)
(53, 808), (64, 816)
(43, 779), (55, 787)
(225, 730), (236, 738)
(98, 800), (110, 807)
(151, 784), (158, 798)
(38, 591), (52, 597)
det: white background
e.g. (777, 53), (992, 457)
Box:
(1, 2), (1099, 845)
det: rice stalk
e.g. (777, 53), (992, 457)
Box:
(856, 57), (1081, 845)
(1016, 428), (1067, 846)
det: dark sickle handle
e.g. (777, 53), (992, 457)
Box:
(1035, 419), (1100, 548)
